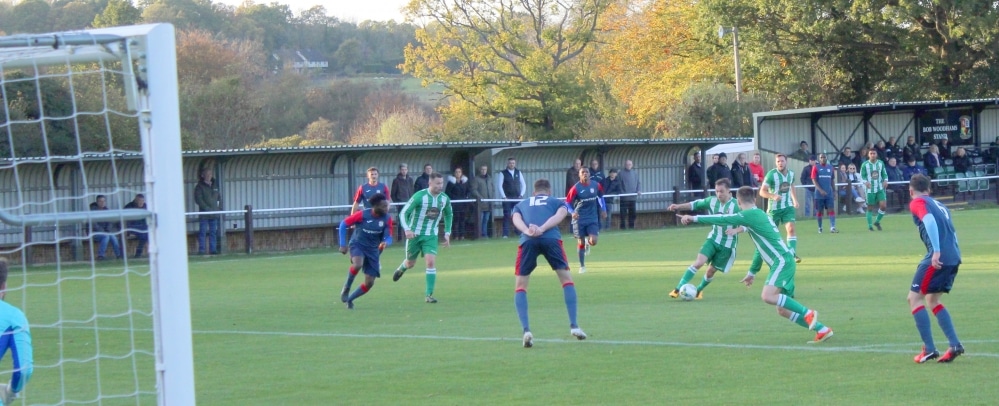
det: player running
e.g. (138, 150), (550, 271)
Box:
(810, 153), (838, 233)
(565, 167), (606, 274)
(861, 149), (888, 231)
(679, 186), (834, 344)
(392, 173), (453, 303)
(338, 195), (393, 309)
(667, 178), (739, 300)
(511, 179), (586, 348)
(907, 174), (964, 363)
(749, 154), (800, 278)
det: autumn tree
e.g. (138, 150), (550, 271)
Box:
(402, 0), (611, 139)
(93, 0), (142, 29)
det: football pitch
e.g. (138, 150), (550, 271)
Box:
(13, 208), (999, 404)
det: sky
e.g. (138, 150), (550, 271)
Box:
(216, 0), (410, 23)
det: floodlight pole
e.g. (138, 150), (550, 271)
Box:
(719, 26), (742, 103)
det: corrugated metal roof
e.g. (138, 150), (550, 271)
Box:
(755, 98), (999, 119)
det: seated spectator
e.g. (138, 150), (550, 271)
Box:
(952, 147), (971, 173)
(123, 194), (148, 258)
(885, 157), (907, 207)
(938, 138), (952, 160)
(903, 156), (929, 180)
(885, 137), (901, 161)
(839, 164), (866, 214)
(924, 144), (942, 176)
(874, 140), (888, 162)
(836, 147), (855, 167)
(902, 135), (922, 164)
(789, 141), (810, 161)
(90, 194), (123, 260)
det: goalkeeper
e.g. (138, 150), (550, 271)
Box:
(338, 195), (393, 309)
(0, 258), (32, 405)
(678, 186), (834, 344)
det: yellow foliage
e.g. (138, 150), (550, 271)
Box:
(596, 0), (729, 131)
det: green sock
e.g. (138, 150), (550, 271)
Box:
(787, 237), (797, 255)
(791, 312), (826, 331)
(397, 262), (408, 272)
(875, 210), (884, 224)
(696, 276), (713, 292)
(866, 211), (873, 227)
(425, 268), (436, 296)
(676, 266), (697, 290)
(776, 294), (808, 315)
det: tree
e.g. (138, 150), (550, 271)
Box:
(662, 82), (772, 138)
(180, 75), (261, 149)
(8, 0), (51, 34)
(93, 0), (142, 28)
(401, 0), (611, 138)
(333, 38), (363, 74)
(53, 1), (100, 31)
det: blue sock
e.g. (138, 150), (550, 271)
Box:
(817, 214), (823, 229)
(912, 306), (935, 352)
(347, 283), (370, 302)
(344, 267), (358, 291)
(515, 289), (530, 332)
(933, 305), (961, 348)
(830, 214), (836, 228)
(578, 245), (585, 267)
(563, 283), (578, 328)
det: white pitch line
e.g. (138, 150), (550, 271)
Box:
(185, 328), (999, 358)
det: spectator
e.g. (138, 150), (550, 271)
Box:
(800, 155), (816, 217)
(731, 152), (752, 188)
(938, 138), (952, 160)
(706, 152), (732, 189)
(952, 147), (970, 173)
(445, 167), (472, 240)
(886, 157), (907, 207)
(90, 194), (122, 260)
(471, 165), (495, 238)
(414, 163), (433, 191)
(874, 140), (888, 162)
(686, 153), (703, 198)
(194, 168), (221, 255)
(790, 140), (810, 161)
(903, 156), (929, 180)
(587, 159), (606, 228)
(902, 135), (922, 164)
(749, 152), (765, 187)
(602, 169), (623, 229)
(924, 144), (942, 176)
(618, 160), (641, 229)
(123, 194), (148, 259)
(885, 136), (901, 161)
(565, 159), (582, 194)
(841, 164), (866, 214)
(496, 157), (526, 238)
(989, 137), (999, 163)
(391, 163), (414, 238)
(711, 154), (719, 166)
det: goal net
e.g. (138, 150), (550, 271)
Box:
(0, 24), (194, 404)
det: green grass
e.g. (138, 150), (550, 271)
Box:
(7, 209), (999, 404)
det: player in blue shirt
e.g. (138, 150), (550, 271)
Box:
(351, 167), (391, 214)
(810, 153), (838, 233)
(511, 179), (587, 348)
(338, 194), (393, 309)
(0, 258), (33, 406)
(907, 174), (964, 363)
(565, 167), (606, 274)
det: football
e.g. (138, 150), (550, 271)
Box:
(679, 283), (698, 301)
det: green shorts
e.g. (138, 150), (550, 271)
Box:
(699, 240), (736, 273)
(764, 254), (797, 297)
(866, 190), (886, 205)
(768, 207), (796, 226)
(405, 235), (438, 261)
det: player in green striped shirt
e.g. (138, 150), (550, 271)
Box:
(667, 178), (740, 300)
(860, 149), (888, 231)
(749, 154), (800, 279)
(392, 172), (453, 303)
(679, 186), (834, 343)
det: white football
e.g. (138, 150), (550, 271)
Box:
(679, 283), (698, 301)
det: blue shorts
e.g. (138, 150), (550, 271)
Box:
(814, 195), (834, 211)
(572, 221), (600, 239)
(516, 238), (570, 276)
(911, 260), (959, 294)
(349, 244), (381, 278)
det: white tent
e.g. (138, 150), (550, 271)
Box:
(705, 141), (755, 157)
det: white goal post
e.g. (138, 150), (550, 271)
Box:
(0, 24), (194, 405)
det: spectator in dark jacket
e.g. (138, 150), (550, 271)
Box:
(601, 169), (624, 230)
(952, 147), (970, 173)
(687, 154), (703, 198)
(706, 152), (732, 190)
(566, 159), (582, 195)
(91, 194), (122, 260)
(446, 167), (471, 240)
(123, 194), (148, 258)
(902, 136), (922, 164)
(391, 163), (414, 237)
(837, 147), (855, 168)
(730, 153), (753, 189)
(924, 144), (942, 176)
(886, 157), (907, 207)
(414, 163), (433, 191)
(800, 155), (816, 217)
(938, 139), (952, 160)
(194, 168), (221, 255)
(903, 157), (928, 180)
(885, 136), (901, 161)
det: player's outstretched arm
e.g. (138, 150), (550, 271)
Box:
(695, 213), (747, 228)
